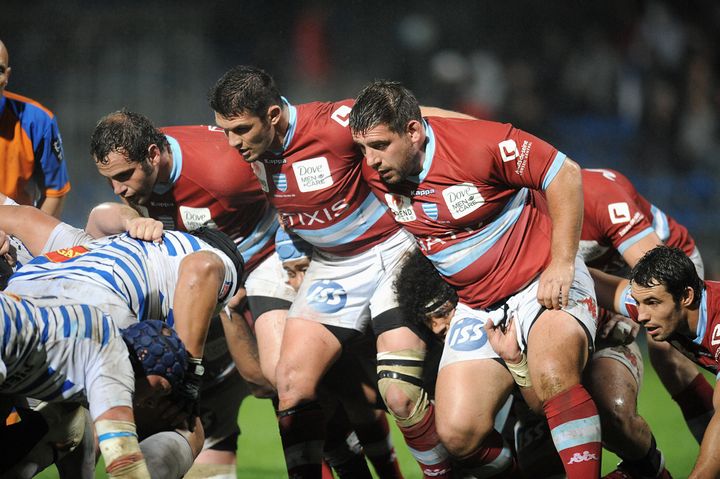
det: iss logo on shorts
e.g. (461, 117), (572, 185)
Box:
(447, 317), (487, 351)
(384, 194), (416, 222)
(442, 183), (484, 219)
(273, 173), (288, 192)
(292, 157), (333, 192)
(306, 280), (347, 313)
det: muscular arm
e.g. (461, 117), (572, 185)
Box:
(172, 251), (225, 358)
(86, 202), (163, 242)
(621, 231), (663, 268)
(0, 205), (60, 255)
(38, 196), (66, 219)
(419, 106), (476, 120)
(690, 384), (720, 477)
(538, 158), (583, 309)
(589, 268), (629, 313)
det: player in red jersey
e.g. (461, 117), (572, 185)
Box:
(209, 66), (454, 478)
(350, 81), (601, 478)
(581, 168), (713, 450)
(90, 111), (284, 479)
(593, 246), (720, 478)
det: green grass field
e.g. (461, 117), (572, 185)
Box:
(36, 345), (705, 478)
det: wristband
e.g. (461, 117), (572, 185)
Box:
(506, 352), (532, 388)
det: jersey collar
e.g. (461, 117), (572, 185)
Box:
(153, 134), (183, 194)
(407, 119), (436, 184)
(693, 288), (708, 344)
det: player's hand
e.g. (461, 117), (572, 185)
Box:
(171, 357), (204, 432)
(125, 217), (164, 243)
(484, 315), (523, 364)
(599, 313), (639, 346)
(537, 259), (575, 310)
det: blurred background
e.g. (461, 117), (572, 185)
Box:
(2, 0), (719, 272)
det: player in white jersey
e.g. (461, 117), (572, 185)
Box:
(0, 291), (190, 479)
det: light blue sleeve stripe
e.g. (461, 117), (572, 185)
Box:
(650, 204), (670, 242)
(427, 189), (527, 276)
(541, 151), (567, 190)
(617, 227), (655, 255)
(618, 285), (633, 317)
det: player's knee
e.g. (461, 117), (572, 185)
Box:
(436, 420), (490, 458)
(377, 349), (429, 427)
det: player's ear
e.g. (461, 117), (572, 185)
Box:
(147, 144), (162, 165)
(407, 119), (423, 142)
(681, 286), (695, 308)
(267, 104), (282, 126)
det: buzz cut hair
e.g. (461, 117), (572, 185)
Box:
(630, 245), (704, 307)
(208, 65), (283, 120)
(349, 80), (422, 136)
(90, 109), (169, 165)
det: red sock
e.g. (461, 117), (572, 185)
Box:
(543, 384), (601, 479)
(354, 414), (404, 479)
(278, 401), (326, 479)
(397, 404), (452, 478)
(455, 428), (516, 478)
(672, 373), (715, 443)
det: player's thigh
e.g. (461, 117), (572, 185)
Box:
(435, 358), (514, 439)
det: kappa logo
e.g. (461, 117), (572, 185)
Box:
(273, 173), (288, 192)
(421, 203), (439, 220)
(384, 193), (416, 222)
(567, 451), (599, 464)
(442, 183), (484, 219)
(306, 280), (347, 314)
(292, 157), (333, 192)
(447, 318), (487, 351)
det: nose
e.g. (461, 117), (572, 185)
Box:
(227, 132), (243, 149)
(365, 151), (381, 170)
(112, 180), (126, 196)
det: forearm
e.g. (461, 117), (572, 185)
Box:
(544, 158), (583, 263)
(690, 411), (720, 477)
(86, 203), (141, 238)
(172, 253), (224, 358)
(0, 205), (60, 255)
(39, 195), (66, 219)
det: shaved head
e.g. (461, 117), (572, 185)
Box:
(0, 39), (10, 95)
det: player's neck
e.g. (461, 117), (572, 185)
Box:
(156, 148), (173, 183)
(271, 104), (291, 152)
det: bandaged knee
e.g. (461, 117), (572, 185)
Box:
(377, 349), (429, 428)
(96, 419), (150, 478)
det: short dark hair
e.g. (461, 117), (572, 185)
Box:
(90, 110), (169, 165)
(630, 246), (704, 307)
(349, 80), (422, 136)
(208, 65), (283, 119)
(394, 250), (457, 327)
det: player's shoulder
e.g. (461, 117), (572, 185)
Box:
(296, 99), (354, 128)
(3, 91), (56, 121)
(427, 116), (512, 144)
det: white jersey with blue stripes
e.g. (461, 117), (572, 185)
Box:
(7, 231), (238, 327)
(0, 292), (134, 420)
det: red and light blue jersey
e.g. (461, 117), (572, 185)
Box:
(580, 168), (695, 269)
(0, 92), (70, 205)
(363, 117), (566, 308)
(138, 125), (276, 273)
(251, 99), (399, 255)
(619, 281), (720, 377)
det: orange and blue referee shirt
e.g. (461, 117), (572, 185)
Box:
(0, 91), (70, 206)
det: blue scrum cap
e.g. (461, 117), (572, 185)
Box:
(275, 228), (313, 263)
(121, 320), (188, 390)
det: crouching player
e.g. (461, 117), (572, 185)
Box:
(0, 292), (193, 479)
(593, 246), (720, 478)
